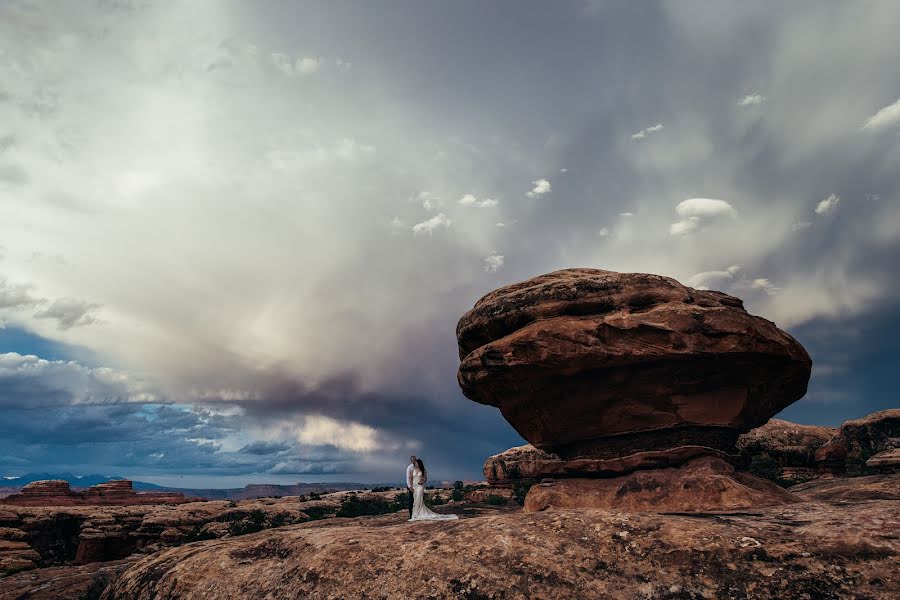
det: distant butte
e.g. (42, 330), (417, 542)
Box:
(0, 479), (190, 507)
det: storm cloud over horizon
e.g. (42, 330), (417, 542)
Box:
(1, 1), (899, 487)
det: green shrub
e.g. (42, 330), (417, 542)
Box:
(451, 481), (465, 502)
(77, 573), (110, 600)
(183, 525), (217, 543)
(749, 455), (790, 487)
(486, 494), (508, 505)
(336, 495), (402, 518)
(302, 505), (335, 520)
(512, 480), (534, 506)
(430, 494), (445, 506)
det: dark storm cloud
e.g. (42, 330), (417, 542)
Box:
(1, 1), (899, 484)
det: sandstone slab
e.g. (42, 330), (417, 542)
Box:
(523, 456), (799, 513)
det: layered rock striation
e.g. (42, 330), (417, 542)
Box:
(458, 269), (812, 511)
(815, 409), (900, 474)
(735, 419), (835, 485)
(0, 480), (189, 507)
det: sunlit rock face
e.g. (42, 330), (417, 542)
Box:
(457, 268), (812, 462)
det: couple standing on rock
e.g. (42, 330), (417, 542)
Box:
(405, 455), (459, 522)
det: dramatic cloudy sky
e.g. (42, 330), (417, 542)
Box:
(1, 1), (899, 487)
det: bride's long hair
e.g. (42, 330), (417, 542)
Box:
(415, 458), (427, 480)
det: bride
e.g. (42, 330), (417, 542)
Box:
(409, 458), (459, 522)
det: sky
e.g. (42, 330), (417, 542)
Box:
(1, 0), (899, 487)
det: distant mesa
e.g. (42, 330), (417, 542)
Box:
(0, 479), (190, 506)
(457, 268), (813, 512)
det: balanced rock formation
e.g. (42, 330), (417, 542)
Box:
(816, 409), (900, 474)
(735, 419), (835, 485)
(0, 480), (188, 507)
(457, 269), (812, 511)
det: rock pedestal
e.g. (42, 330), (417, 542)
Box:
(457, 269), (813, 511)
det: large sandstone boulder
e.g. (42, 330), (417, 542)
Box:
(816, 409), (900, 474)
(523, 456), (799, 513)
(457, 269), (811, 461)
(736, 419), (835, 485)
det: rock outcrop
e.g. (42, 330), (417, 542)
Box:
(0, 496), (310, 575)
(816, 409), (900, 474)
(735, 419), (835, 485)
(868, 448), (900, 471)
(458, 269), (812, 511)
(102, 491), (900, 599)
(524, 456), (799, 513)
(0, 480), (189, 507)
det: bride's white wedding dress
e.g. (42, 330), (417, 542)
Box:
(408, 467), (459, 522)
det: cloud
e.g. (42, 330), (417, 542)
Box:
(0, 352), (159, 407)
(862, 98), (900, 131)
(792, 221), (813, 232)
(815, 193), (841, 215)
(738, 93), (765, 107)
(597, 227), (609, 237)
(296, 57), (322, 75)
(669, 198), (738, 235)
(291, 415), (379, 452)
(0, 277), (41, 309)
(458, 193), (498, 208)
(238, 441), (290, 455)
(411, 213), (452, 235)
(525, 178), (551, 198)
(33, 298), (101, 330)
(631, 123), (664, 140)
(483, 253), (504, 273)
(686, 265), (742, 290)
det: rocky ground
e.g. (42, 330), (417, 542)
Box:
(97, 474), (900, 600)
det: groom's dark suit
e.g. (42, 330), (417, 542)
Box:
(406, 462), (415, 518)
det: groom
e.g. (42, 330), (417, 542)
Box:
(405, 455), (416, 519)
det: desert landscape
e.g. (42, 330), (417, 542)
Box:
(3, 2), (900, 598)
(2, 269), (898, 599)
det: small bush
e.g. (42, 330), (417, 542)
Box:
(486, 494), (508, 506)
(512, 480), (534, 506)
(749, 455), (790, 487)
(228, 509), (268, 536)
(430, 494), (445, 506)
(451, 481), (465, 502)
(303, 505), (335, 521)
(183, 525), (217, 543)
(308, 492), (321, 500)
(371, 486), (394, 493)
(77, 573), (110, 600)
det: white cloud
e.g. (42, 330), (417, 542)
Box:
(686, 265), (742, 290)
(0, 352), (160, 406)
(483, 253), (504, 273)
(34, 298), (100, 330)
(293, 415), (378, 452)
(335, 58), (352, 72)
(738, 93), (765, 107)
(597, 227), (609, 237)
(861, 98), (900, 131)
(619, 212), (634, 217)
(0, 277), (40, 309)
(670, 198), (738, 235)
(411, 213), (452, 235)
(295, 56), (322, 75)
(815, 193), (840, 215)
(631, 123), (664, 140)
(526, 178), (551, 198)
(458, 193), (498, 208)
(414, 191), (441, 211)
(792, 221), (813, 232)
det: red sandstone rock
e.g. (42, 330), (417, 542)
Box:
(523, 456), (799, 513)
(868, 448), (900, 471)
(0, 480), (189, 507)
(101, 489), (900, 600)
(816, 409), (900, 474)
(484, 443), (731, 485)
(735, 418), (835, 484)
(457, 269), (811, 460)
